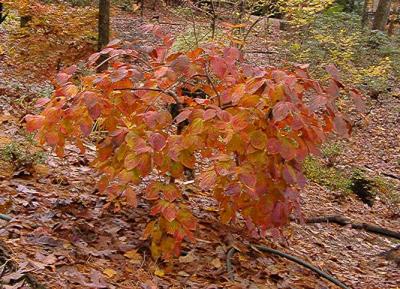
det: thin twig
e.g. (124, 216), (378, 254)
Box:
(190, 10), (199, 47)
(94, 53), (120, 70)
(204, 67), (221, 106)
(239, 15), (269, 50)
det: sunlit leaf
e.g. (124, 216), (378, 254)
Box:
(25, 115), (45, 132)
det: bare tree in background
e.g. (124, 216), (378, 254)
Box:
(0, 3), (8, 24)
(372, 0), (392, 31)
(98, 0), (110, 71)
(362, 0), (370, 27)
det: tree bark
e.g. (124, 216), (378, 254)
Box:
(97, 0), (110, 72)
(0, 3), (5, 24)
(362, 0), (370, 27)
(372, 0), (392, 31)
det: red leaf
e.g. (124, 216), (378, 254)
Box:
(221, 90), (233, 105)
(239, 172), (256, 189)
(63, 64), (77, 75)
(150, 201), (163, 216)
(56, 72), (71, 85)
(217, 110), (232, 122)
(333, 114), (350, 137)
(231, 112), (248, 131)
(111, 128), (128, 147)
(145, 182), (163, 200)
(225, 182), (241, 196)
(175, 110), (192, 124)
(273, 102), (294, 122)
(83, 91), (98, 108)
(45, 131), (59, 146)
(325, 79), (340, 97)
(179, 150), (195, 169)
(326, 64), (341, 82)
(350, 90), (366, 113)
(204, 109), (217, 121)
(149, 133), (166, 152)
(125, 187), (138, 207)
(224, 47), (240, 62)
(199, 170), (217, 190)
(231, 84), (245, 104)
(163, 184), (181, 202)
(35, 98), (50, 108)
(267, 138), (280, 154)
(177, 209), (197, 231)
(246, 78), (266, 94)
(162, 203), (177, 222)
(210, 57), (227, 78)
(110, 68), (128, 83)
(171, 55), (190, 74)
(80, 119), (93, 137)
(309, 95), (328, 111)
(25, 115), (45, 132)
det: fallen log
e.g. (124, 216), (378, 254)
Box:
(304, 215), (400, 240)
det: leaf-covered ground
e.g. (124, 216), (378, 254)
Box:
(0, 8), (399, 289)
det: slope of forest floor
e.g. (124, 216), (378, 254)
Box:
(0, 8), (399, 289)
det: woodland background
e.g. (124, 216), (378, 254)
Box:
(0, 0), (399, 288)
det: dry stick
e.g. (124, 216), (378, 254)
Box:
(190, 10), (199, 47)
(305, 215), (400, 240)
(226, 246), (350, 289)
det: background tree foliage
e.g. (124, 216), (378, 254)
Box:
(1, 0), (97, 77)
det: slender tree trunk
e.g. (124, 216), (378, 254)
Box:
(0, 3), (6, 24)
(387, 4), (399, 36)
(98, 0), (110, 72)
(98, 0), (110, 50)
(372, 0), (392, 31)
(347, 0), (355, 12)
(362, 0), (370, 27)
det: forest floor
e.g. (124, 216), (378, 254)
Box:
(0, 7), (399, 289)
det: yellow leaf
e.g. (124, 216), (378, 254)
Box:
(211, 258), (222, 268)
(103, 268), (117, 278)
(124, 250), (142, 264)
(154, 267), (165, 277)
(33, 164), (50, 176)
(132, 3), (141, 12)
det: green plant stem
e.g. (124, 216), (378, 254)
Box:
(0, 214), (11, 221)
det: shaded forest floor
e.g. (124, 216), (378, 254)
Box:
(0, 7), (399, 289)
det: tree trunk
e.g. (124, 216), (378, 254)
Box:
(362, 0), (370, 27)
(372, 0), (392, 31)
(347, 0), (355, 12)
(97, 0), (110, 72)
(0, 3), (3, 23)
